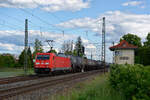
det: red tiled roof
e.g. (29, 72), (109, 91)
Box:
(109, 40), (138, 51)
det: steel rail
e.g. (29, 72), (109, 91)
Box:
(0, 69), (105, 99)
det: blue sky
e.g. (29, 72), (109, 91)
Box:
(0, 0), (150, 62)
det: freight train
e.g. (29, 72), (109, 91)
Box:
(34, 53), (109, 74)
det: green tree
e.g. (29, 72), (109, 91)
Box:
(0, 54), (16, 67)
(142, 33), (150, 65)
(33, 38), (43, 59)
(136, 33), (150, 65)
(74, 36), (85, 57)
(47, 49), (57, 54)
(18, 49), (25, 67)
(27, 47), (33, 67)
(65, 51), (73, 55)
(18, 47), (34, 67)
(144, 32), (150, 47)
(142, 47), (150, 65)
(120, 33), (142, 47)
(61, 40), (73, 55)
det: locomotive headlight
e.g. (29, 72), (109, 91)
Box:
(45, 62), (49, 65)
(36, 62), (40, 65)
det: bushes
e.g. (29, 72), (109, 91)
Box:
(135, 47), (150, 65)
(0, 54), (16, 67)
(109, 64), (150, 100)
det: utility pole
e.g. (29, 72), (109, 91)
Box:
(101, 17), (106, 72)
(62, 30), (65, 53)
(24, 19), (28, 75)
(85, 31), (88, 37)
(91, 51), (93, 60)
(112, 42), (115, 64)
(71, 40), (73, 52)
(62, 30), (64, 37)
(62, 30), (64, 43)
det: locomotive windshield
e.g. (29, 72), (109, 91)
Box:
(37, 55), (50, 60)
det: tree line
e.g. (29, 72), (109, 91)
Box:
(62, 36), (85, 57)
(0, 36), (85, 68)
(1, 32), (149, 68)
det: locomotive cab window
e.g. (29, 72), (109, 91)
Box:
(43, 55), (50, 60)
(37, 55), (50, 60)
(37, 55), (43, 60)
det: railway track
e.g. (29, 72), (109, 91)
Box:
(0, 69), (105, 99)
(0, 75), (39, 85)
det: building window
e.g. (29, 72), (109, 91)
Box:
(122, 43), (126, 47)
(120, 57), (129, 60)
(115, 51), (122, 56)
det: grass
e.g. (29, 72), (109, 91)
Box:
(0, 67), (34, 78)
(52, 74), (126, 100)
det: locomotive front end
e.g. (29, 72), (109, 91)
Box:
(34, 53), (52, 74)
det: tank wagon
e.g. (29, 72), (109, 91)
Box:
(34, 53), (105, 74)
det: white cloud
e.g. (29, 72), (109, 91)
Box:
(57, 17), (100, 32)
(0, 42), (23, 53)
(122, 1), (143, 6)
(30, 30), (98, 60)
(0, 0), (90, 12)
(0, 30), (24, 36)
(140, 5), (145, 8)
(0, 43), (15, 51)
(81, 37), (89, 44)
(57, 11), (150, 42)
(56, 10), (150, 62)
(2, 11), (150, 62)
(0, 29), (78, 53)
(0, 29), (108, 61)
(86, 44), (96, 49)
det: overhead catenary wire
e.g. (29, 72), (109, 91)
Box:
(18, 3), (102, 37)
(0, 11), (23, 24)
(0, 22), (23, 30)
(0, 17), (24, 30)
(0, 5), (65, 33)
(0, 11), (41, 31)
(19, 8), (63, 31)
(32, 0), (64, 23)
(30, 0), (101, 33)
(0, 5), (107, 61)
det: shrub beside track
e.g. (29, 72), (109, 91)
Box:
(109, 64), (150, 100)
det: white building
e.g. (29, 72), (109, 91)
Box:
(109, 40), (138, 65)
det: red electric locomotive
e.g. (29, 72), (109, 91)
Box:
(34, 52), (106, 74)
(34, 53), (71, 74)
